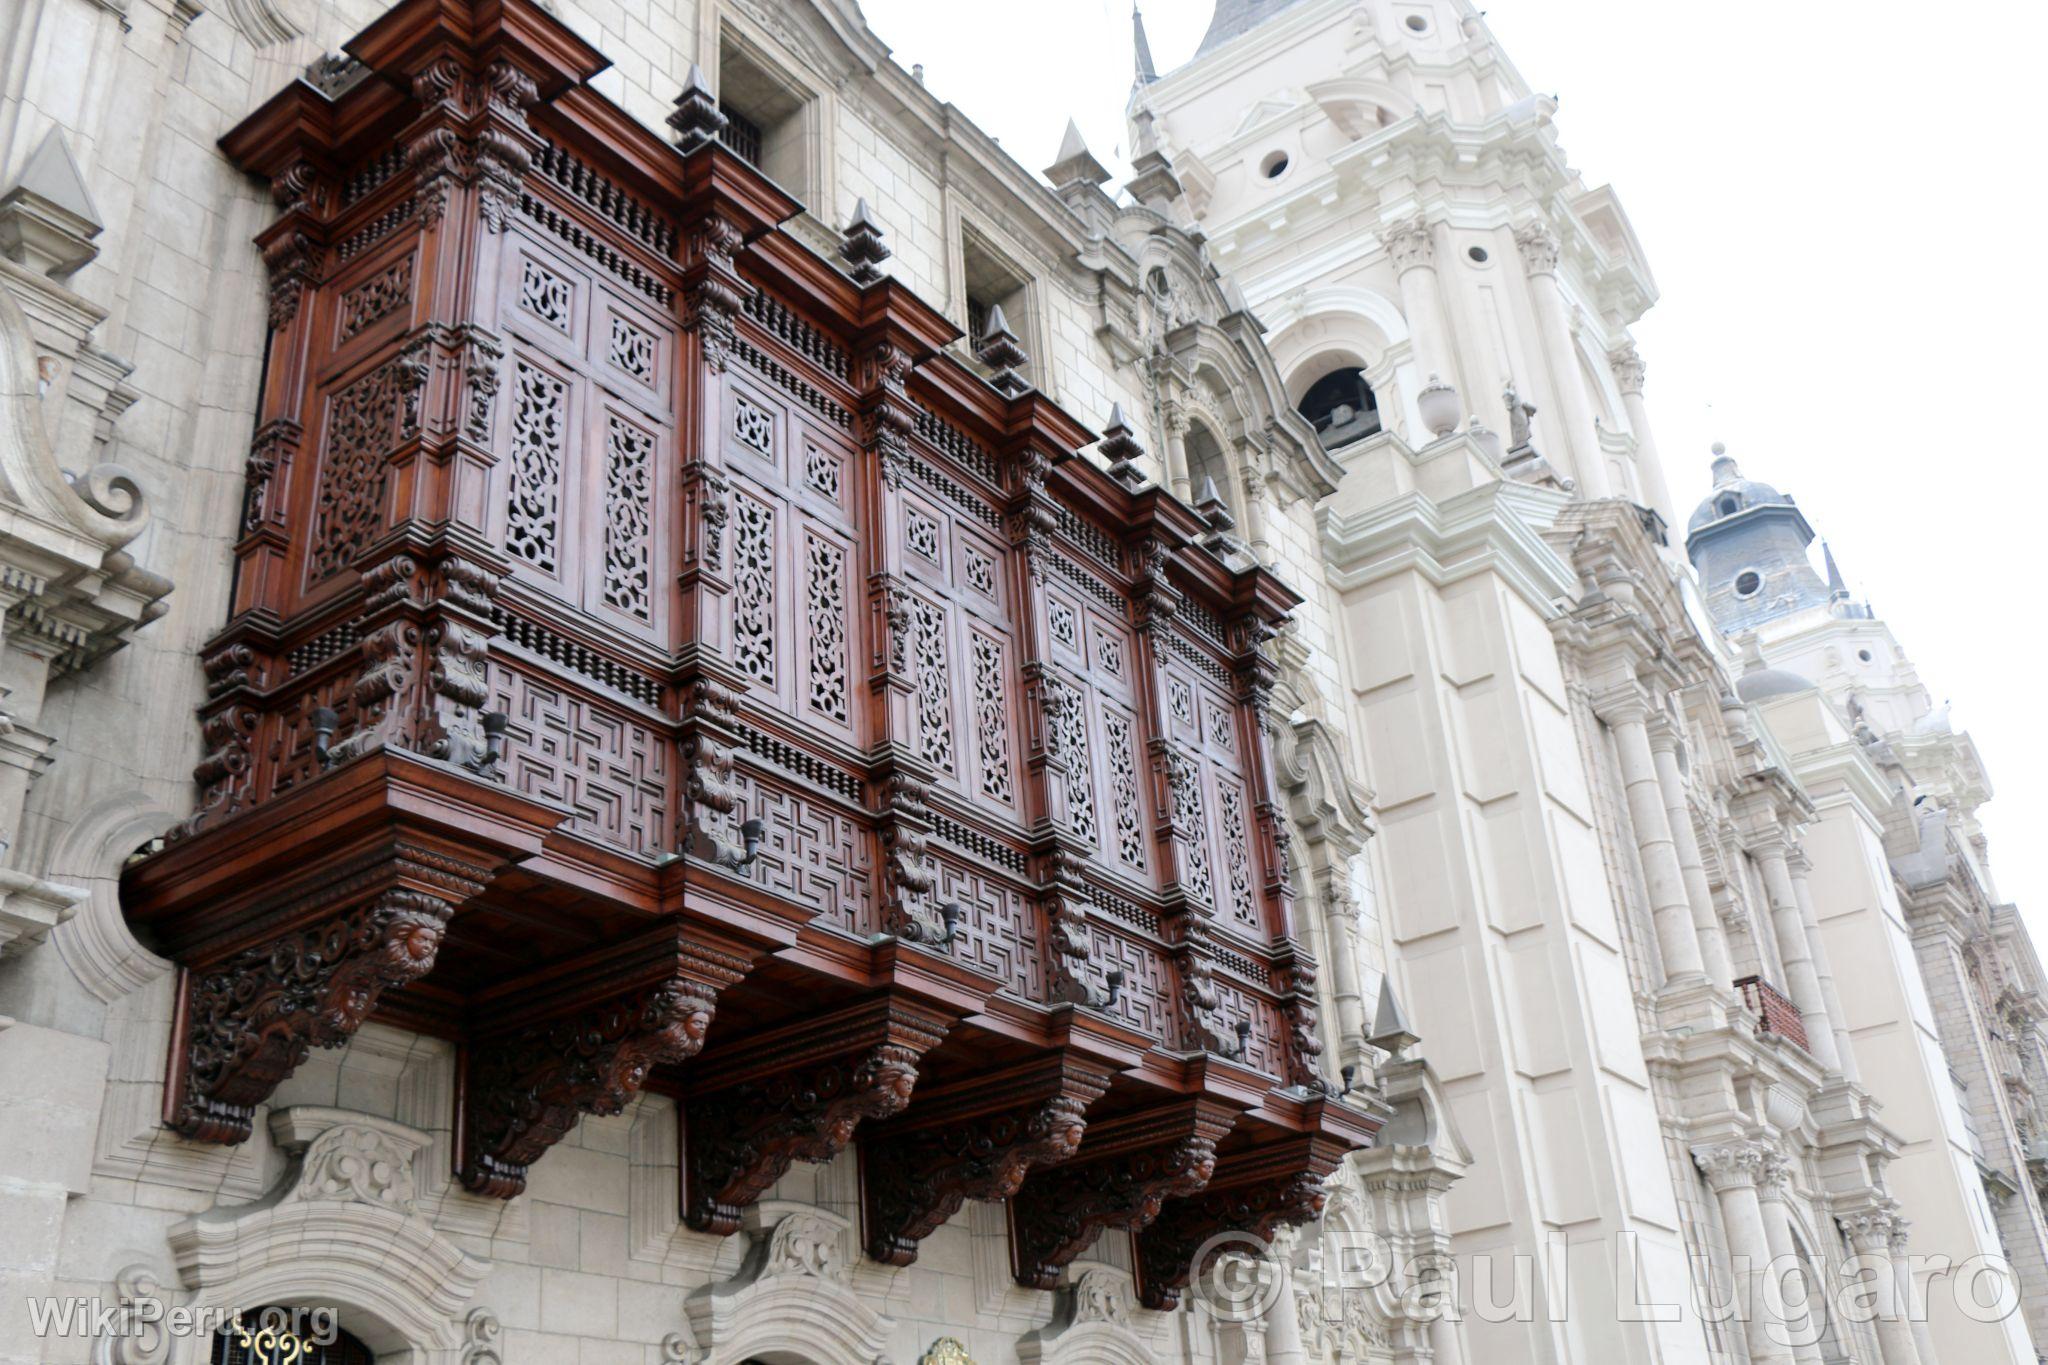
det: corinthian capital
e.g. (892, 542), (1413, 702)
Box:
(1514, 221), (1560, 276)
(1608, 343), (1647, 396)
(1382, 215), (1436, 273)
(1693, 1141), (1767, 1193)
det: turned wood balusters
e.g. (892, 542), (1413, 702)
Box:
(121, 0), (1372, 1289)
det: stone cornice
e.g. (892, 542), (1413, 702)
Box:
(1320, 474), (1578, 615)
(1779, 736), (1899, 830)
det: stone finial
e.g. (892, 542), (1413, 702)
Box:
(1708, 441), (1739, 484)
(1098, 403), (1147, 488)
(1416, 373), (1460, 439)
(0, 128), (103, 279)
(668, 64), (727, 152)
(1195, 475), (1235, 531)
(975, 304), (1031, 398)
(1043, 119), (1111, 189)
(1367, 974), (1420, 1058)
(839, 198), (890, 286)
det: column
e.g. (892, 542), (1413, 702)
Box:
(1598, 688), (1706, 982)
(1696, 1144), (1796, 1365)
(1161, 398), (1192, 502)
(1840, 1207), (1925, 1365)
(1318, 875), (1370, 1074)
(1752, 831), (1842, 1072)
(1890, 1213), (1941, 1365)
(1789, 848), (1860, 1085)
(1384, 216), (1459, 402)
(1648, 717), (1735, 990)
(1514, 222), (1610, 498)
(1236, 454), (1274, 567)
(1756, 1155), (1825, 1365)
(1608, 343), (1679, 533)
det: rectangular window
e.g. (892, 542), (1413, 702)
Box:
(959, 228), (1035, 380)
(716, 38), (815, 198)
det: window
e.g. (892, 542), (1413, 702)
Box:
(1296, 366), (1380, 449)
(212, 1310), (373, 1365)
(1717, 495), (1740, 517)
(1260, 151), (1290, 179)
(1733, 570), (1762, 597)
(716, 35), (814, 196)
(718, 102), (764, 166)
(960, 228), (1035, 377)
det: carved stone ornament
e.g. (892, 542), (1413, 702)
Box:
(289, 1120), (421, 1213)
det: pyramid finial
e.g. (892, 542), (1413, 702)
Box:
(0, 128), (104, 279)
(840, 198), (890, 286)
(1368, 974), (1421, 1058)
(974, 305), (1031, 398)
(668, 64), (728, 153)
(1098, 404), (1147, 488)
(1045, 118), (1112, 190)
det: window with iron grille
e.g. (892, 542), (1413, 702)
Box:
(718, 103), (764, 167)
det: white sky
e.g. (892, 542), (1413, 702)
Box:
(862, 0), (2048, 937)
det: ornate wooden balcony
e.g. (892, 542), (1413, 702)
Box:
(1734, 975), (1811, 1052)
(119, 0), (1375, 1291)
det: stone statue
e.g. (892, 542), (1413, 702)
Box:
(1504, 381), (1538, 450)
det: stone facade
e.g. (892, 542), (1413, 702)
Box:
(0, 1), (2039, 1364)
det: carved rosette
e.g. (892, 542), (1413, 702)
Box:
(173, 888), (462, 1143)
(1134, 1139), (1341, 1309)
(683, 1002), (949, 1236)
(461, 978), (724, 1199)
(1010, 1101), (1237, 1291)
(861, 1056), (1113, 1266)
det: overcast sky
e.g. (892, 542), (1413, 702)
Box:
(862, 0), (2048, 936)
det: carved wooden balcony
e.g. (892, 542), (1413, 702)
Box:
(120, 0), (1376, 1284)
(1734, 975), (1811, 1052)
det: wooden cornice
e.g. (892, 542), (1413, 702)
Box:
(344, 0), (611, 97)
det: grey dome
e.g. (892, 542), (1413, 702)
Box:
(1735, 666), (1814, 703)
(1688, 449), (1792, 534)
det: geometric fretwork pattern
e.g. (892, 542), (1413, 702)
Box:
(1088, 920), (1177, 1047)
(491, 662), (670, 854)
(934, 857), (1041, 999)
(734, 767), (873, 936)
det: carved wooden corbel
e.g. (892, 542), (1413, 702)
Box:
(682, 996), (951, 1236)
(861, 1052), (1115, 1266)
(170, 883), (471, 1144)
(1133, 1133), (1345, 1309)
(1009, 1098), (1238, 1290)
(459, 919), (747, 1198)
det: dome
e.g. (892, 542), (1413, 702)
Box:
(1687, 445), (1790, 534)
(1735, 666), (1814, 703)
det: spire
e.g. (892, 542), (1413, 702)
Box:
(1823, 540), (1849, 601)
(1133, 5), (1158, 85)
